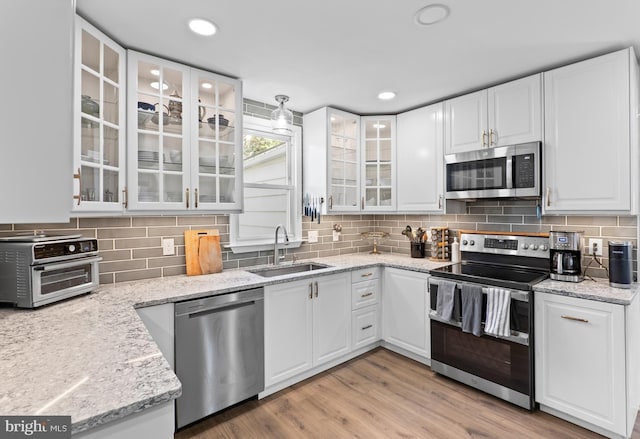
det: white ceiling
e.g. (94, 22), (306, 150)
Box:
(76, 0), (640, 115)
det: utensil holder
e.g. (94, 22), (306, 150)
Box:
(411, 242), (425, 258)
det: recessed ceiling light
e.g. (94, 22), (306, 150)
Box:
(201, 82), (213, 89)
(150, 81), (169, 91)
(378, 91), (396, 100)
(188, 18), (217, 36)
(150, 69), (160, 76)
(414, 4), (450, 26)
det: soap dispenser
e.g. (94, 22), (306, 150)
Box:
(451, 236), (460, 263)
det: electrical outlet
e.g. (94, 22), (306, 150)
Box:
(332, 230), (340, 242)
(162, 238), (175, 256)
(308, 230), (319, 243)
(588, 238), (603, 256)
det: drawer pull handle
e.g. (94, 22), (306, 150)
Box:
(361, 324), (373, 331)
(561, 315), (589, 323)
(361, 273), (373, 277)
(361, 292), (373, 298)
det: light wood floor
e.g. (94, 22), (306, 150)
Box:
(175, 348), (640, 438)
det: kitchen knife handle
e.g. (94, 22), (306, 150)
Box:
(561, 315), (589, 323)
(73, 168), (81, 205)
(186, 188), (190, 208)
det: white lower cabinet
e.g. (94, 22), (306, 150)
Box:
(382, 268), (430, 359)
(352, 306), (380, 349)
(535, 292), (639, 438)
(264, 273), (351, 388)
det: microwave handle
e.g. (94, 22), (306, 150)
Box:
(33, 256), (103, 272)
(506, 154), (514, 189)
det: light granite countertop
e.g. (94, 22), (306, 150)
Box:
(1, 252), (635, 435)
(0, 253), (447, 434)
(534, 277), (639, 305)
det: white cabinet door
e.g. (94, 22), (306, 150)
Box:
(313, 273), (351, 365)
(444, 90), (488, 154)
(535, 292), (626, 436)
(0, 1), (74, 223)
(544, 48), (633, 213)
(396, 103), (444, 212)
(264, 279), (313, 387)
(488, 74), (542, 147)
(328, 108), (361, 212)
(361, 115), (396, 211)
(73, 16), (127, 213)
(382, 268), (430, 358)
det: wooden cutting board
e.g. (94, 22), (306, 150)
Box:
(184, 229), (222, 275)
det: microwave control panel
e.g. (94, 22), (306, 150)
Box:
(513, 153), (536, 188)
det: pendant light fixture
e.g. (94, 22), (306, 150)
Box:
(271, 95), (293, 134)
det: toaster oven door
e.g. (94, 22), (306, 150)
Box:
(30, 256), (101, 307)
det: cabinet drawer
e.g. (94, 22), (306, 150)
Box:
(351, 267), (380, 281)
(352, 306), (380, 349)
(351, 279), (379, 310)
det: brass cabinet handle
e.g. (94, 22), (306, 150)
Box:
(195, 188), (199, 208)
(186, 188), (190, 208)
(309, 283), (313, 300)
(561, 315), (589, 323)
(490, 129), (496, 145)
(361, 292), (373, 298)
(482, 130), (487, 147)
(361, 324), (373, 331)
(73, 168), (81, 205)
(438, 195), (442, 209)
(546, 187), (551, 207)
(361, 272), (373, 278)
(122, 187), (128, 208)
(314, 281), (319, 298)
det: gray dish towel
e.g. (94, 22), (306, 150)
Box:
(436, 280), (456, 321)
(461, 284), (483, 336)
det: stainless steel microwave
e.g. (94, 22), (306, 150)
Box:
(444, 142), (541, 200)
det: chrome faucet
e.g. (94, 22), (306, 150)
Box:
(273, 224), (290, 265)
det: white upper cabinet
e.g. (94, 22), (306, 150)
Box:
(361, 116), (396, 211)
(396, 103), (444, 212)
(0, 1), (74, 223)
(445, 74), (542, 154)
(73, 17), (126, 213)
(127, 50), (242, 212)
(543, 48), (638, 214)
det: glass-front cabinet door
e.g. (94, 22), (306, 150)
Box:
(128, 51), (188, 210)
(328, 108), (360, 212)
(361, 116), (396, 211)
(191, 68), (241, 209)
(127, 50), (242, 211)
(73, 17), (126, 212)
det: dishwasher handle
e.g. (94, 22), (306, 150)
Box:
(187, 300), (258, 319)
(175, 288), (264, 318)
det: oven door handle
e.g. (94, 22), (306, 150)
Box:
(33, 256), (103, 272)
(429, 278), (530, 302)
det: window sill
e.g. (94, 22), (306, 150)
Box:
(226, 239), (303, 254)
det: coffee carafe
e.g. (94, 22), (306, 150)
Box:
(549, 231), (584, 282)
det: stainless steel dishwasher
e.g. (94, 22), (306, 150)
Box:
(174, 288), (264, 429)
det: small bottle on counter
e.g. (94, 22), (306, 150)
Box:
(451, 237), (460, 263)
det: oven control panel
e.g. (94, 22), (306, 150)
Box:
(33, 239), (98, 260)
(460, 233), (549, 258)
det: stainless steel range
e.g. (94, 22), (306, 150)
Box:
(428, 231), (549, 410)
(0, 233), (101, 308)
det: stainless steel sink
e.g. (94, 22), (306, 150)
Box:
(249, 263), (331, 278)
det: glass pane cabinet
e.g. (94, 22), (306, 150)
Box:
(127, 50), (242, 211)
(361, 116), (396, 210)
(328, 109), (360, 211)
(73, 17), (126, 212)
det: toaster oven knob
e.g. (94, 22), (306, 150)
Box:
(531, 244), (539, 250)
(67, 244), (76, 253)
(540, 244), (548, 251)
(462, 240), (468, 246)
(469, 240), (475, 246)
(521, 243), (529, 250)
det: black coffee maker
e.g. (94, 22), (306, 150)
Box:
(549, 231), (584, 282)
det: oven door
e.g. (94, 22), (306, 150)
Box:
(30, 256), (101, 307)
(428, 278), (534, 409)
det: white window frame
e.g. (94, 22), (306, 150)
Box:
(229, 115), (302, 253)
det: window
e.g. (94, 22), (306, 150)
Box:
(230, 116), (301, 252)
